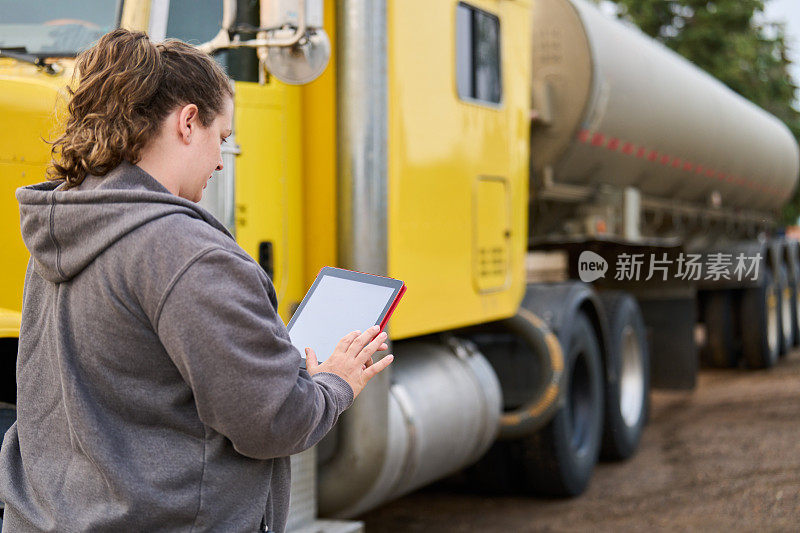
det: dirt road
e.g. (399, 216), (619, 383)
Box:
(359, 351), (800, 531)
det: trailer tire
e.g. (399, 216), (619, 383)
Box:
(778, 264), (793, 355)
(741, 267), (780, 369)
(598, 292), (649, 461)
(792, 263), (800, 348)
(700, 290), (739, 368)
(519, 311), (603, 497)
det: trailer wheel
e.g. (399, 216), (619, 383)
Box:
(778, 264), (793, 354)
(597, 292), (649, 461)
(792, 263), (800, 348)
(700, 290), (739, 368)
(520, 311), (603, 497)
(740, 267), (780, 369)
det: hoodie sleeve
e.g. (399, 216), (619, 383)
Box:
(155, 247), (354, 460)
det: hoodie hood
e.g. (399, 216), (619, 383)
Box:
(17, 162), (233, 283)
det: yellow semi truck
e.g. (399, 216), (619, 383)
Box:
(1, 0), (798, 530)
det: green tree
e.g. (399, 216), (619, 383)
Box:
(606, 0), (800, 223)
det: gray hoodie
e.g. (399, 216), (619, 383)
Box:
(0, 162), (354, 532)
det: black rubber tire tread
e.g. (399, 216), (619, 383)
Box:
(740, 267), (780, 369)
(792, 264), (800, 348)
(700, 290), (739, 368)
(517, 312), (604, 497)
(597, 291), (650, 461)
(778, 264), (793, 355)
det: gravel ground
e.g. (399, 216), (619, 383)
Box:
(359, 350), (800, 532)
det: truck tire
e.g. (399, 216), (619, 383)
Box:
(778, 264), (793, 354)
(598, 292), (650, 461)
(792, 263), (800, 348)
(740, 266), (780, 369)
(700, 290), (739, 368)
(519, 311), (604, 497)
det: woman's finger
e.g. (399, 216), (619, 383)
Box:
(347, 325), (380, 358)
(364, 354), (394, 380)
(305, 347), (319, 372)
(356, 331), (388, 364)
(335, 330), (361, 354)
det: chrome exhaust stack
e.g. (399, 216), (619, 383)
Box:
(319, 0), (390, 516)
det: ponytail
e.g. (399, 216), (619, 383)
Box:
(49, 28), (233, 187)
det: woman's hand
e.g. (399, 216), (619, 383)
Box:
(305, 326), (394, 399)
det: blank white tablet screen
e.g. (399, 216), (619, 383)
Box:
(289, 275), (395, 362)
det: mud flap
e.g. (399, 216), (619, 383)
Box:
(638, 297), (697, 390)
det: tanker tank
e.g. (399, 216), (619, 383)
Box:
(530, 0), (800, 215)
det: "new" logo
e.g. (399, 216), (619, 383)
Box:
(578, 251), (608, 282)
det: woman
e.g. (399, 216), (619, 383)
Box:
(0, 29), (392, 532)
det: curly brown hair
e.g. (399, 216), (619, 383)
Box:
(49, 28), (233, 188)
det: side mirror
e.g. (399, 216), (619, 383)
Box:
(259, 0), (330, 85)
(197, 0), (330, 85)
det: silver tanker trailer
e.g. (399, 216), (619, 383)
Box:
(527, 0), (799, 381)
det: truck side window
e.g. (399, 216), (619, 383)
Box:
(456, 2), (502, 104)
(164, 0), (223, 45)
(162, 0), (259, 82)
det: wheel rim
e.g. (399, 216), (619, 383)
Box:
(568, 351), (593, 455)
(767, 287), (779, 354)
(783, 287), (793, 342)
(619, 324), (644, 428)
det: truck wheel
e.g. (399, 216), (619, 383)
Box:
(700, 290), (739, 368)
(778, 264), (793, 354)
(740, 267), (780, 369)
(520, 311), (603, 497)
(792, 263), (800, 348)
(598, 292), (649, 461)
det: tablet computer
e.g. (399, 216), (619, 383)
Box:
(287, 267), (406, 365)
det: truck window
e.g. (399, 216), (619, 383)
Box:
(161, 0), (258, 82)
(164, 0), (223, 44)
(0, 0), (122, 55)
(456, 2), (502, 105)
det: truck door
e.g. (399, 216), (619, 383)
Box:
(387, 0), (530, 338)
